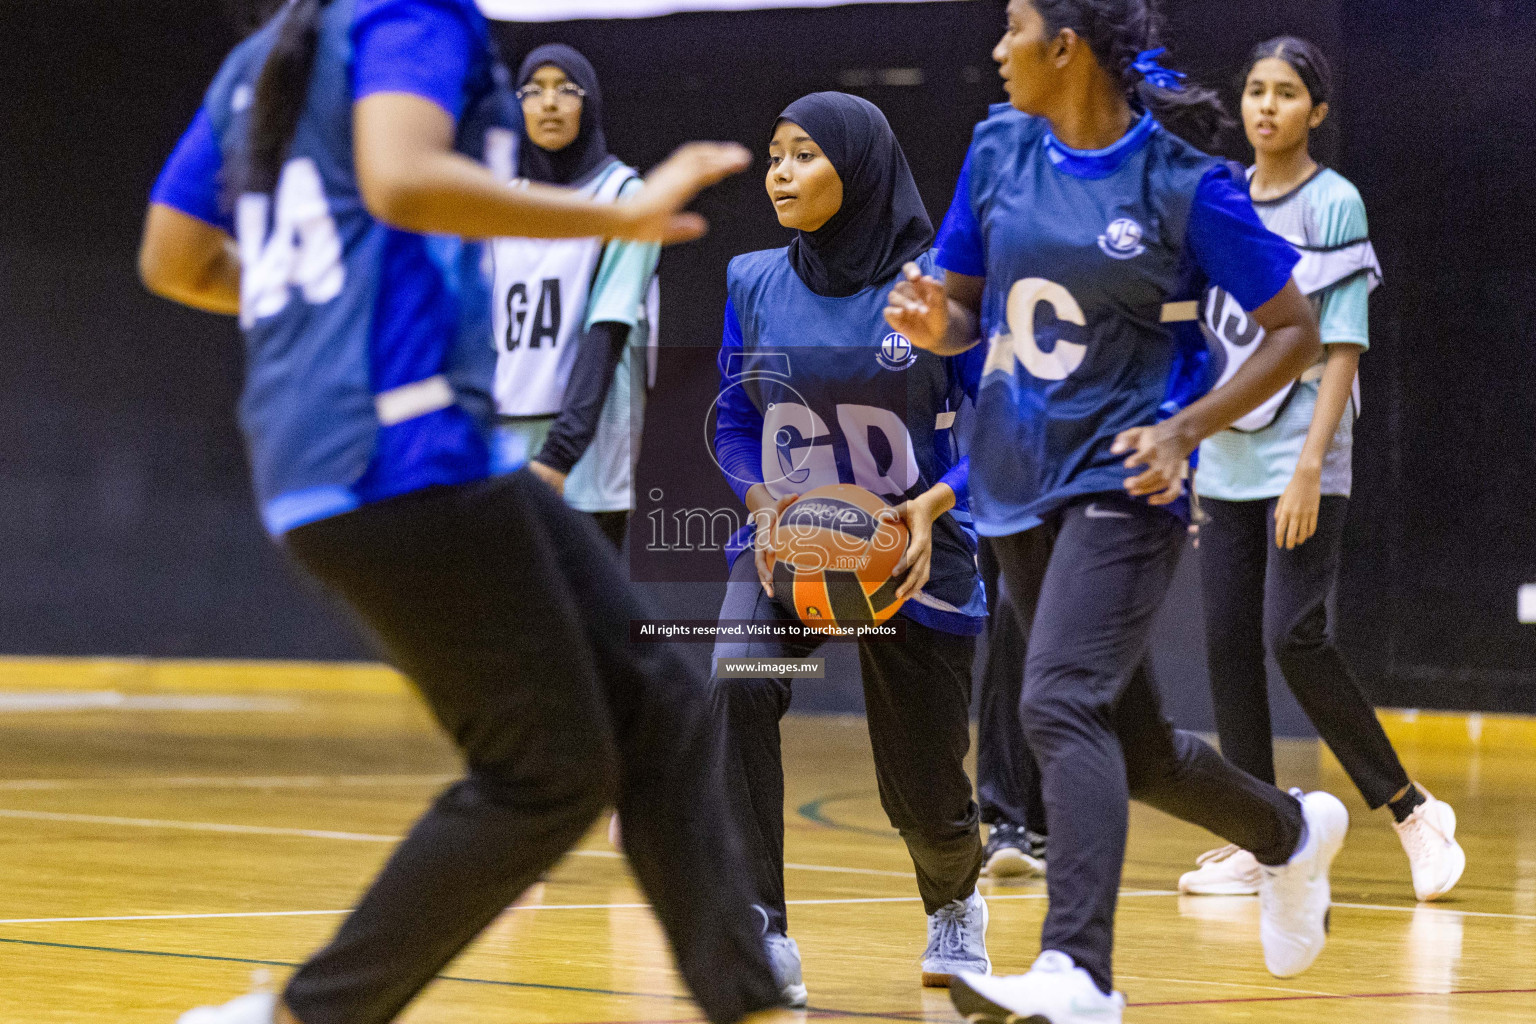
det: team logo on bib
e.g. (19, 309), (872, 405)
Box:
(1098, 217), (1147, 260)
(877, 332), (917, 371)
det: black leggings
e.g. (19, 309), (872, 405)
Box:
(280, 472), (779, 1024)
(1199, 495), (1410, 808)
(992, 495), (1303, 994)
(709, 554), (982, 933)
(975, 535), (1048, 835)
(590, 509), (629, 551)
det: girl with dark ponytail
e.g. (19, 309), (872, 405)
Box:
(1181, 36), (1465, 906)
(968, 0), (1234, 888)
(139, 4), (786, 1024)
(236, 0), (328, 198)
(887, 2), (1344, 1020)
(1033, 0), (1231, 152)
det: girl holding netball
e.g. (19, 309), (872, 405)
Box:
(491, 44), (659, 550)
(138, 2), (783, 1023)
(1179, 36), (1464, 903)
(887, 2), (1349, 1020)
(711, 91), (991, 1003)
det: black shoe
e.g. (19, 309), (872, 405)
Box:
(982, 822), (1047, 879)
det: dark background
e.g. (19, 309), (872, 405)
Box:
(0, 0), (1531, 721)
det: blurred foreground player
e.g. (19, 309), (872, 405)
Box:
(887, 1), (1350, 1019)
(138, 1), (785, 1022)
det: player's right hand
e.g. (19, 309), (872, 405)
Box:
(884, 262), (950, 351)
(620, 142), (752, 244)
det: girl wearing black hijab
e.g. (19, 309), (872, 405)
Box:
(711, 92), (992, 1003)
(491, 44), (659, 549)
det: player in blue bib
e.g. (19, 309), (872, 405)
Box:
(139, 3), (782, 1023)
(971, 59), (1251, 889)
(885, 3), (1349, 1021)
(711, 93), (990, 1000)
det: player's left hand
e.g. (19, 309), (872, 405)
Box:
(529, 460), (568, 497)
(881, 485), (952, 603)
(1112, 423), (1194, 506)
(1274, 464), (1321, 549)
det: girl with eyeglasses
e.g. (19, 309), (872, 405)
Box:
(490, 45), (660, 550)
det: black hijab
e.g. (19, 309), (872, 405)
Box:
(776, 92), (933, 298)
(515, 44), (613, 186)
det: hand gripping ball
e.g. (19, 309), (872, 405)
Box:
(769, 484), (910, 632)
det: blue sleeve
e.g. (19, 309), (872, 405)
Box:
(937, 349), (981, 503)
(949, 344), (984, 403)
(1186, 165), (1300, 312)
(934, 150), (986, 278)
(713, 298), (765, 503)
(149, 106), (230, 233)
(939, 456), (969, 504)
(351, 0), (481, 119)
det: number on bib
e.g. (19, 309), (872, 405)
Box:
(236, 158), (345, 328)
(760, 402), (919, 500)
(983, 277), (1088, 382)
(504, 278), (562, 351)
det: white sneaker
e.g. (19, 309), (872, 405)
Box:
(1394, 787), (1466, 902)
(1178, 844), (1262, 896)
(949, 951), (1124, 1024)
(608, 811), (623, 852)
(764, 930), (808, 1008)
(1259, 790), (1348, 977)
(177, 992), (277, 1024)
(921, 890), (990, 987)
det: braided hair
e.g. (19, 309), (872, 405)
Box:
(230, 0), (334, 199)
(1032, 0), (1232, 153)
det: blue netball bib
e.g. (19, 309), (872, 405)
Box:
(936, 108), (1296, 536)
(716, 248), (986, 635)
(197, 0), (506, 535)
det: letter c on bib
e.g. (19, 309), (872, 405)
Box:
(1005, 277), (1088, 381)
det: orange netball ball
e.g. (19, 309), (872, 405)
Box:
(770, 484), (910, 633)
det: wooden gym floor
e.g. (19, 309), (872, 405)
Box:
(0, 658), (1532, 1023)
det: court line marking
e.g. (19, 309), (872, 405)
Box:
(0, 774), (456, 791)
(2, 933), (1532, 1018)
(10, 806), (1536, 920)
(574, 847), (913, 878)
(1126, 986), (1536, 1008)
(0, 808), (404, 844)
(0, 891), (1179, 926)
(1117, 973), (1337, 997)
(0, 936), (692, 1002)
(0, 808), (915, 879)
(1332, 900), (1536, 922)
(0, 935), (954, 1022)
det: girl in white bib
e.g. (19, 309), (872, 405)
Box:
(1185, 36), (1465, 905)
(491, 44), (659, 548)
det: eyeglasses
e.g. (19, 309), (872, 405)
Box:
(516, 83), (587, 105)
